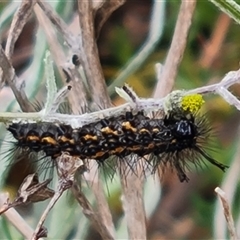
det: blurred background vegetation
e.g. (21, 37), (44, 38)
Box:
(1, 0), (240, 239)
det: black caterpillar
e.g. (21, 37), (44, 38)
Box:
(6, 108), (228, 182)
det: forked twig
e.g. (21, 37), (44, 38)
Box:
(1, 68), (240, 125)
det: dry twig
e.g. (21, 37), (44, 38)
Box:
(0, 45), (33, 111)
(5, 0), (37, 60)
(214, 127), (240, 239)
(94, 0), (126, 38)
(0, 0), (36, 111)
(36, 0), (76, 49)
(215, 187), (238, 240)
(72, 180), (115, 240)
(31, 153), (83, 240)
(154, 0), (196, 98)
(199, 13), (231, 68)
(31, 181), (70, 240)
(78, 0), (111, 109)
(120, 161), (146, 239)
(34, 3), (88, 114)
(0, 193), (35, 239)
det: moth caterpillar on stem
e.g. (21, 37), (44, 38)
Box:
(5, 89), (228, 182)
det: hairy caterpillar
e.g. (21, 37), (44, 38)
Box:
(6, 95), (228, 182)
